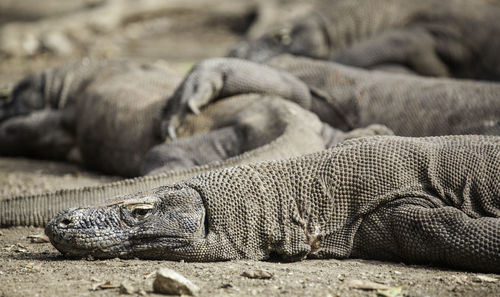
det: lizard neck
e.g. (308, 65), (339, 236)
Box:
(186, 153), (332, 261)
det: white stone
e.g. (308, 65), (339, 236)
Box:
(153, 268), (200, 296)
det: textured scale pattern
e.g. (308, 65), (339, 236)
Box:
(268, 55), (500, 135)
(46, 135), (500, 273)
(230, 0), (500, 80)
(1, 78), (341, 226)
(74, 62), (182, 176)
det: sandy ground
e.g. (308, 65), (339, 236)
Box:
(1, 225), (500, 297)
(1, 1), (500, 296)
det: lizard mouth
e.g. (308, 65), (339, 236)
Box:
(46, 222), (195, 259)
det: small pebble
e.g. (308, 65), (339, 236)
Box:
(473, 275), (498, 283)
(119, 281), (135, 295)
(241, 269), (274, 279)
(153, 268), (199, 296)
(27, 234), (50, 243)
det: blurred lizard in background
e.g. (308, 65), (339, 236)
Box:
(229, 0), (500, 81)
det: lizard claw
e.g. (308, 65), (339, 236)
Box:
(159, 59), (230, 140)
(188, 100), (201, 115)
(167, 123), (177, 140)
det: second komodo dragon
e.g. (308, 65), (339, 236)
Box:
(163, 54), (500, 139)
(0, 59), (337, 177)
(3, 59), (385, 226)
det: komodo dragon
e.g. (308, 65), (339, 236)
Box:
(4, 52), (500, 226)
(0, 59), (338, 177)
(228, 0), (500, 81)
(162, 55), (500, 140)
(0, 59), (188, 176)
(45, 135), (500, 273)
(0, 98), (386, 226)
(2, 59), (392, 226)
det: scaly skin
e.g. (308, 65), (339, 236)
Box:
(46, 135), (500, 273)
(228, 0), (500, 80)
(162, 55), (500, 139)
(0, 59), (181, 176)
(1, 93), (356, 227)
(0, 58), (393, 227)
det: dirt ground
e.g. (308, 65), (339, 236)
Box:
(1, 226), (500, 297)
(1, 1), (500, 296)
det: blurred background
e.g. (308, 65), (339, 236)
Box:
(0, 0), (327, 84)
(0, 0), (327, 196)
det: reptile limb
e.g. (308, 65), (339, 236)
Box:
(163, 55), (500, 137)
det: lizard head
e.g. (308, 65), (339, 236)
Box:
(0, 75), (45, 123)
(45, 185), (207, 260)
(227, 16), (330, 63)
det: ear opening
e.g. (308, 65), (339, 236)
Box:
(203, 209), (210, 237)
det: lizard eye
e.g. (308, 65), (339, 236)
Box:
(130, 206), (153, 220)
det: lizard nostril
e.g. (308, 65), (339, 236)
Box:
(59, 218), (72, 228)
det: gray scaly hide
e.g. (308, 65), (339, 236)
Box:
(0, 60), (181, 176)
(229, 0), (500, 80)
(268, 55), (500, 135)
(46, 135), (500, 273)
(2, 91), (359, 226)
(161, 55), (500, 139)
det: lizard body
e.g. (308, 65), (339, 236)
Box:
(46, 135), (500, 273)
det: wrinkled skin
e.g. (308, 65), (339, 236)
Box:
(44, 135), (500, 273)
(46, 185), (206, 259)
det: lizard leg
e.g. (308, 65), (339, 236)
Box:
(332, 28), (450, 77)
(353, 203), (500, 272)
(142, 125), (244, 175)
(160, 58), (311, 139)
(0, 109), (75, 160)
